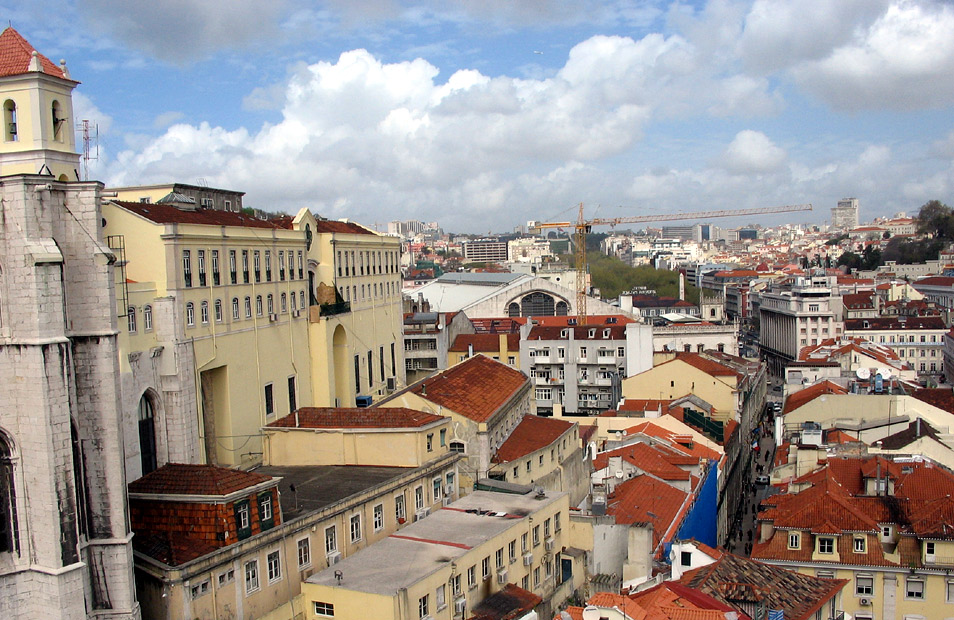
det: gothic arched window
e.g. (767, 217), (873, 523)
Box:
(0, 433), (16, 553)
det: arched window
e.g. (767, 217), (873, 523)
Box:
(508, 303), (520, 317)
(138, 395), (157, 475)
(255, 295), (263, 316)
(281, 292), (287, 312)
(0, 432), (17, 553)
(244, 296), (252, 318)
(555, 301), (569, 316)
(267, 294), (274, 314)
(521, 292), (555, 317)
(214, 299), (223, 322)
(200, 300), (209, 324)
(143, 305), (153, 331)
(300, 290), (305, 309)
(127, 306), (137, 332)
(3, 100), (17, 142)
(51, 100), (65, 142)
(185, 302), (195, 327)
(291, 292), (297, 311)
(232, 298), (240, 320)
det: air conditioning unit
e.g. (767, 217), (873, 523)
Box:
(496, 568), (508, 584)
(442, 496), (451, 507)
(545, 537), (555, 552)
(268, 313), (278, 322)
(386, 377), (396, 391)
(326, 551), (341, 565)
(859, 598), (870, 607)
(454, 597), (466, 614)
(415, 507), (430, 521)
(522, 552), (533, 566)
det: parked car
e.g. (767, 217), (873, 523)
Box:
(755, 475), (770, 485)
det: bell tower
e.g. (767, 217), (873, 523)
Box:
(0, 27), (80, 180)
(0, 28), (140, 619)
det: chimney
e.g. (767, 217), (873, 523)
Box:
(468, 343), (474, 358)
(421, 383), (427, 397)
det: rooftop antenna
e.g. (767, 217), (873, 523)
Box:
(334, 570), (343, 585)
(79, 120), (98, 181)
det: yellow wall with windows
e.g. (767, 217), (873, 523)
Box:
(621, 359), (738, 422)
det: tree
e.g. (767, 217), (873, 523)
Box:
(837, 251), (862, 271)
(915, 200), (954, 239)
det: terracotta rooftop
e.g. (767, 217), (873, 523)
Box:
(623, 422), (721, 461)
(402, 354), (528, 423)
(628, 581), (744, 620)
(0, 27), (69, 80)
(607, 475), (688, 548)
(267, 407), (443, 429)
(913, 276), (954, 287)
(664, 352), (739, 379)
(782, 380), (847, 415)
(112, 200), (288, 229)
(470, 583), (542, 620)
(877, 418), (942, 450)
(128, 463), (274, 496)
(133, 532), (218, 567)
(313, 220), (375, 235)
(844, 316), (946, 330)
(493, 415), (574, 463)
(911, 387), (954, 413)
(595, 443), (693, 481)
(527, 324), (628, 340)
(678, 553), (846, 620)
(449, 333), (520, 353)
(585, 592), (647, 620)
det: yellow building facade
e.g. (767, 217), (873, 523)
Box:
(301, 490), (578, 620)
(104, 199), (314, 471)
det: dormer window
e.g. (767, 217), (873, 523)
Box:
(818, 536), (834, 554)
(854, 536), (866, 553)
(788, 531), (800, 549)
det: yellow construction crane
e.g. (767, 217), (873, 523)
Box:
(528, 202), (813, 324)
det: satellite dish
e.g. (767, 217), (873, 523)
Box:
(877, 367), (892, 380)
(615, 470), (624, 479)
(856, 367), (871, 380)
(582, 607), (602, 620)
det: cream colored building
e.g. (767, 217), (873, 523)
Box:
(262, 407), (453, 469)
(301, 489), (579, 620)
(133, 454), (461, 620)
(103, 199), (313, 472)
(291, 211), (405, 407)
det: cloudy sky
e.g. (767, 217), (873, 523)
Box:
(9, 0), (954, 232)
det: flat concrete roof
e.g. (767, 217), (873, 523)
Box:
(257, 465), (412, 521)
(306, 490), (565, 596)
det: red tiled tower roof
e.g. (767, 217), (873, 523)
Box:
(0, 27), (69, 80)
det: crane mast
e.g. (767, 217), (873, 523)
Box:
(528, 202), (813, 325)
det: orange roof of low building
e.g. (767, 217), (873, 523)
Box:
(594, 443), (693, 481)
(266, 407), (443, 429)
(128, 463), (274, 496)
(607, 475), (688, 548)
(585, 592), (647, 620)
(407, 354), (528, 423)
(493, 415), (574, 463)
(0, 27), (69, 79)
(624, 421), (721, 461)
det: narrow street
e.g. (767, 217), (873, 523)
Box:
(726, 403), (779, 556)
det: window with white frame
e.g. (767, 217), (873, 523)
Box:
(127, 306), (136, 332)
(373, 504), (384, 531)
(297, 537), (311, 568)
(350, 513), (362, 542)
(905, 578), (924, 600)
(788, 531), (800, 549)
(415, 485), (424, 510)
(432, 477), (442, 502)
(395, 493), (406, 522)
(232, 298), (239, 320)
(266, 550), (281, 583)
(818, 536), (834, 554)
(244, 559), (260, 594)
(436, 584), (446, 610)
(856, 574), (873, 596)
(467, 565), (476, 589)
(853, 536), (866, 553)
(324, 525), (337, 554)
(418, 594), (428, 619)
(185, 302), (195, 326)
(143, 305), (153, 331)
(200, 300), (209, 324)
(314, 601), (334, 617)
(214, 299), (223, 322)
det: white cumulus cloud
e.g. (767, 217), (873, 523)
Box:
(718, 130), (788, 175)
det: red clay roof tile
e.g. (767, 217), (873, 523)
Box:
(112, 200), (288, 229)
(493, 415), (574, 463)
(266, 407), (443, 429)
(128, 463), (274, 496)
(0, 28), (68, 79)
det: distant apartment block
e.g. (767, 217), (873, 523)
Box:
(831, 197), (860, 230)
(463, 239), (509, 263)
